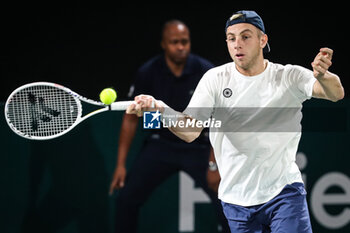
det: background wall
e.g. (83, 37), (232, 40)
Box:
(1, 2), (349, 101)
(1, 2), (350, 233)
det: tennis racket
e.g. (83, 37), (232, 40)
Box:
(4, 82), (134, 140)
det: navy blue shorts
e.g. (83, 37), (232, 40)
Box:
(221, 183), (312, 233)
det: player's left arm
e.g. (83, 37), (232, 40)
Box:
(311, 47), (345, 102)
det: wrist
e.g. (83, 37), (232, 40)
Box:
(315, 71), (332, 81)
(156, 100), (168, 113)
(208, 161), (218, 171)
(116, 161), (126, 168)
(162, 106), (181, 126)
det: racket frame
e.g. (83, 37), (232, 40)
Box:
(4, 82), (133, 140)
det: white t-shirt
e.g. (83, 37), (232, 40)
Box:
(184, 60), (316, 206)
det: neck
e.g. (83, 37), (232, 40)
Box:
(165, 56), (185, 77)
(236, 55), (266, 76)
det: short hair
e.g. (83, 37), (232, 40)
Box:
(229, 13), (244, 21)
(227, 13), (264, 38)
(161, 19), (189, 40)
(229, 13), (265, 38)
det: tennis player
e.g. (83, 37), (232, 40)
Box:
(126, 10), (344, 233)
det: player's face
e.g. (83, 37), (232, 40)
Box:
(161, 24), (191, 65)
(226, 23), (266, 71)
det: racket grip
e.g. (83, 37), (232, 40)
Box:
(110, 101), (135, 111)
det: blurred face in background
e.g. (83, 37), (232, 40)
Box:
(161, 23), (191, 65)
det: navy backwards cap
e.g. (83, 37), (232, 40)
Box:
(225, 10), (270, 53)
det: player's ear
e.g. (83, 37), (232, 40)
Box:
(260, 33), (268, 50)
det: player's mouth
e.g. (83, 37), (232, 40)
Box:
(235, 53), (245, 59)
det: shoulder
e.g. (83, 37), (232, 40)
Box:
(188, 53), (214, 70)
(268, 61), (312, 76)
(138, 55), (163, 73)
(268, 61), (315, 101)
(204, 62), (234, 79)
(265, 61), (314, 87)
(198, 62), (234, 88)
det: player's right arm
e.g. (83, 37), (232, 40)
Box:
(127, 69), (215, 143)
(167, 114), (204, 143)
(126, 68), (215, 142)
(109, 113), (138, 195)
(126, 96), (204, 143)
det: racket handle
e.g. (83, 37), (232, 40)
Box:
(110, 101), (135, 111)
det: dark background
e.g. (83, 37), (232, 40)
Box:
(1, 2), (350, 233)
(1, 2), (349, 101)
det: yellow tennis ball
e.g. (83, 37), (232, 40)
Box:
(99, 88), (117, 105)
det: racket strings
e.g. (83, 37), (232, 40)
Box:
(6, 85), (80, 138)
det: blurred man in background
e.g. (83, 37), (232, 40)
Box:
(109, 20), (229, 233)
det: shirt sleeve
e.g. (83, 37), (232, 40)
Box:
(284, 65), (317, 102)
(183, 69), (216, 121)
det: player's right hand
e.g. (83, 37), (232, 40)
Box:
(109, 165), (127, 195)
(126, 94), (165, 116)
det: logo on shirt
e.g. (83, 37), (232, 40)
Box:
(143, 110), (161, 129)
(223, 88), (233, 98)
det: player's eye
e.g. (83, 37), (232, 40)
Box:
(242, 35), (250, 40)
